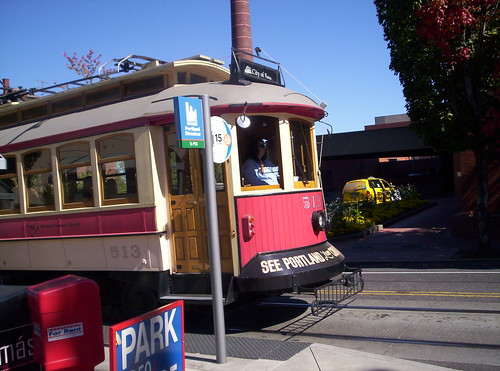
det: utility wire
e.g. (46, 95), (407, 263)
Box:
(258, 48), (326, 106)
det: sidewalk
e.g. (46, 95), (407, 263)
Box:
(97, 342), (458, 371)
(183, 341), (458, 370)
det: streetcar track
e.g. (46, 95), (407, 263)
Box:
(269, 330), (500, 350)
(227, 318), (500, 352)
(260, 301), (500, 314)
(359, 290), (500, 298)
(223, 326), (500, 351)
(318, 304), (500, 314)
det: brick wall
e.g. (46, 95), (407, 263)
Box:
(453, 151), (499, 213)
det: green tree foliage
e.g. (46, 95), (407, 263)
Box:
(374, 0), (499, 248)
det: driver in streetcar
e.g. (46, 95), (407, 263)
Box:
(241, 139), (279, 186)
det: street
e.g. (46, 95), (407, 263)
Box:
(297, 269), (500, 370)
(185, 267), (500, 370)
(183, 197), (500, 370)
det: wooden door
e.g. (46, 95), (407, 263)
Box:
(166, 133), (233, 273)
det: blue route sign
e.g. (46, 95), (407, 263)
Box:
(109, 300), (184, 371)
(174, 96), (205, 149)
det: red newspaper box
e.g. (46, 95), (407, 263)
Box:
(28, 275), (104, 371)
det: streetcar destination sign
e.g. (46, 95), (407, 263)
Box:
(109, 300), (184, 371)
(174, 96), (205, 149)
(231, 56), (283, 86)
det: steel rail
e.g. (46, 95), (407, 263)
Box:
(259, 301), (500, 315)
(281, 331), (500, 350)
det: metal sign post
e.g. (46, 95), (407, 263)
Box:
(200, 94), (227, 364)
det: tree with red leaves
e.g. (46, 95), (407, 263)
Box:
(63, 50), (102, 81)
(374, 0), (499, 249)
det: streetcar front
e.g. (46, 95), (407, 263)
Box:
(203, 56), (349, 297)
(232, 122), (345, 295)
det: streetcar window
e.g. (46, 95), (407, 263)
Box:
(97, 134), (138, 204)
(21, 105), (49, 122)
(85, 86), (121, 107)
(177, 72), (187, 84)
(52, 96), (83, 114)
(190, 74), (208, 84)
(175, 72), (208, 85)
(290, 121), (315, 184)
(124, 76), (164, 97)
(214, 163), (225, 191)
(23, 149), (55, 211)
(167, 136), (225, 195)
(238, 116), (282, 188)
(58, 142), (93, 208)
(0, 112), (18, 127)
(0, 156), (19, 214)
(168, 144), (193, 195)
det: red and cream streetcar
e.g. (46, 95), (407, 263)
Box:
(0, 52), (361, 315)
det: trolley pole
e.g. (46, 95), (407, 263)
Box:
(201, 94), (227, 364)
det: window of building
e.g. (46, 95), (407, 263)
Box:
(0, 156), (19, 214)
(58, 142), (93, 208)
(97, 134), (138, 204)
(23, 149), (54, 210)
(290, 121), (315, 185)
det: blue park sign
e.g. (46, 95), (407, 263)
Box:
(109, 300), (185, 371)
(174, 96), (205, 149)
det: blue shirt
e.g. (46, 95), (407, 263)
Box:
(241, 158), (279, 186)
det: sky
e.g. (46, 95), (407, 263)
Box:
(0, 0), (407, 135)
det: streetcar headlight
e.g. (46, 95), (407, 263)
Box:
(0, 154), (6, 170)
(311, 210), (326, 232)
(325, 214), (333, 231)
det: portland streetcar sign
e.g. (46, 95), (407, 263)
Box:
(174, 96), (205, 149)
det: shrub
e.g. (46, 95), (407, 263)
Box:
(327, 184), (428, 237)
(327, 198), (374, 237)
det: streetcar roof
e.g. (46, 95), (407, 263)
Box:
(0, 81), (324, 152)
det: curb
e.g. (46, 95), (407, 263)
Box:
(343, 258), (500, 269)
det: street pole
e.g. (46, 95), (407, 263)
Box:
(200, 94), (227, 364)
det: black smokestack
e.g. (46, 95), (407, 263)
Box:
(231, 0), (253, 61)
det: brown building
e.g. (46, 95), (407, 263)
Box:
(318, 114), (498, 217)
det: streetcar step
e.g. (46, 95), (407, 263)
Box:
(159, 294), (215, 303)
(299, 267), (364, 316)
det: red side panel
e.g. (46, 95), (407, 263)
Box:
(236, 191), (326, 267)
(0, 207), (156, 239)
